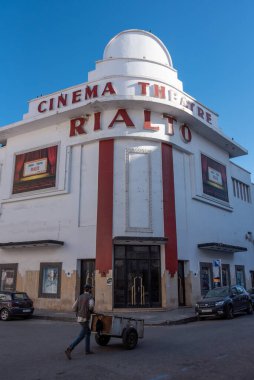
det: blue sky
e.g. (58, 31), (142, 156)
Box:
(1, 0), (254, 179)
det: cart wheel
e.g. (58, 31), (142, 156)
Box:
(122, 327), (138, 350)
(95, 333), (111, 346)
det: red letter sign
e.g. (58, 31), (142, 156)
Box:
(85, 85), (98, 99)
(72, 90), (82, 104)
(108, 109), (135, 128)
(154, 84), (166, 99)
(138, 82), (150, 95)
(180, 124), (192, 143)
(69, 117), (88, 137)
(38, 101), (47, 113)
(102, 82), (116, 96)
(163, 114), (176, 136)
(143, 110), (159, 131)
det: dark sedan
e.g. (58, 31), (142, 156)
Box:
(0, 291), (34, 321)
(195, 285), (253, 319)
(247, 288), (254, 306)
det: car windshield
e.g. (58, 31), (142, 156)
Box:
(204, 287), (229, 298)
(12, 293), (29, 300)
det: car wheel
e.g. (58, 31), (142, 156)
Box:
(225, 305), (234, 319)
(0, 308), (10, 321)
(246, 302), (253, 315)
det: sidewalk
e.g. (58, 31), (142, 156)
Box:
(33, 307), (197, 326)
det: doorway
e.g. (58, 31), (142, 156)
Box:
(114, 245), (161, 308)
(80, 259), (95, 295)
(178, 261), (186, 306)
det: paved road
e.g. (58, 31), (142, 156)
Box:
(1, 313), (253, 380)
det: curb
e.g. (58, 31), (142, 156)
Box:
(157, 316), (198, 326)
(143, 316), (197, 326)
(33, 315), (75, 322)
(32, 314), (197, 326)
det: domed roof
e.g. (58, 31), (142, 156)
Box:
(103, 29), (173, 67)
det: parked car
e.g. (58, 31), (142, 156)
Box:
(195, 285), (253, 319)
(0, 291), (34, 321)
(247, 288), (254, 306)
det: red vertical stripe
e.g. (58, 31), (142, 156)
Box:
(96, 140), (114, 275)
(161, 143), (178, 276)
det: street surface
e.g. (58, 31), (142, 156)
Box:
(0, 314), (253, 380)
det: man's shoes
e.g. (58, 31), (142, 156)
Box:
(65, 347), (72, 360)
(85, 351), (95, 355)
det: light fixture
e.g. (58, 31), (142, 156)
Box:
(245, 232), (253, 242)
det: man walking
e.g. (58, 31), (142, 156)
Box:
(65, 284), (95, 359)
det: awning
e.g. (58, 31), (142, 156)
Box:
(198, 242), (247, 253)
(0, 240), (64, 249)
(113, 236), (168, 245)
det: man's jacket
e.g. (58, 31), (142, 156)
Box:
(72, 292), (94, 322)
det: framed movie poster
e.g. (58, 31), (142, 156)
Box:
(12, 145), (58, 194)
(201, 154), (229, 202)
(39, 263), (62, 298)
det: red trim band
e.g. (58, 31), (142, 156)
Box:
(161, 143), (178, 276)
(96, 139), (114, 275)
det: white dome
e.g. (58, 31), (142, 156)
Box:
(103, 29), (173, 67)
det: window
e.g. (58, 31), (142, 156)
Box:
(235, 285), (245, 294)
(38, 263), (62, 298)
(232, 178), (251, 203)
(0, 264), (18, 291)
(222, 264), (231, 287)
(235, 265), (245, 288)
(200, 262), (213, 296)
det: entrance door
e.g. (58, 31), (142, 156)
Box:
(127, 259), (149, 306)
(200, 262), (213, 296)
(80, 260), (95, 294)
(114, 245), (161, 308)
(178, 261), (186, 306)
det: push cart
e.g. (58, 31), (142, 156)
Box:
(91, 313), (144, 350)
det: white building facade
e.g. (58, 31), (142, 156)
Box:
(0, 30), (254, 311)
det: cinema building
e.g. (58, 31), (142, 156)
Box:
(0, 30), (254, 311)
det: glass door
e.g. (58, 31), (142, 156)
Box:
(127, 259), (149, 307)
(200, 262), (213, 296)
(114, 245), (161, 308)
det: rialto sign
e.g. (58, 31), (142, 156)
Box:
(34, 81), (216, 128)
(68, 109), (192, 143)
